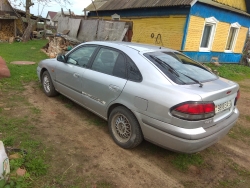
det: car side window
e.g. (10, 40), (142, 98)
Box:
(67, 46), (97, 67)
(127, 57), (142, 82)
(91, 48), (119, 75)
(113, 53), (127, 79)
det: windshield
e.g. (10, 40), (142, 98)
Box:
(144, 51), (217, 85)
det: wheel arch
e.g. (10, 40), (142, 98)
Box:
(107, 103), (139, 125)
(108, 103), (126, 119)
(40, 68), (48, 82)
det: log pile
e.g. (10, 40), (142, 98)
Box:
(42, 36), (80, 58)
(0, 20), (15, 42)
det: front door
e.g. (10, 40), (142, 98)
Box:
(55, 45), (97, 105)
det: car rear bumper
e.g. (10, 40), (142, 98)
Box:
(134, 108), (239, 153)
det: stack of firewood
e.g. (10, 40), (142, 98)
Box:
(42, 36), (77, 58)
(0, 22), (15, 42)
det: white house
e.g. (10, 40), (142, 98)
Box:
(46, 11), (57, 26)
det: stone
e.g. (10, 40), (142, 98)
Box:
(16, 168), (26, 177)
(0, 57), (11, 78)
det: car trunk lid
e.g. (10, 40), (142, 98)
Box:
(180, 77), (239, 123)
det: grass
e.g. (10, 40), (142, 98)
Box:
(245, 115), (250, 122)
(206, 63), (250, 81)
(0, 40), (48, 187)
(171, 153), (204, 171)
(228, 122), (250, 145)
(218, 160), (250, 187)
(0, 40), (48, 89)
(0, 116), (48, 187)
(219, 179), (246, 187)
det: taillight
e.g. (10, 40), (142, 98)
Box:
(171, 102), (215, 121)
(234, 90), (240, 106)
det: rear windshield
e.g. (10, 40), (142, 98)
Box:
(144, 52), (217, 85)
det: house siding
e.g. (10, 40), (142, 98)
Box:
(184, 16), (204, 51)
(190, 2), (250, 27)
(88, 7), (188, 51)
(182, 2), (250, 63)
(131, 17), (186, 50)
(211, 22), (229, 52)
(183, 51), (242, 62)
(87, 1), (250, 63)
(234, 26), (248, 53)
(88, 7), (189, 17)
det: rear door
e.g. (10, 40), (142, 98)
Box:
(82, 47), (128, 118)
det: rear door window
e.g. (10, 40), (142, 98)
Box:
(127, 57), (142, 82)
(91, 48), (127, 79)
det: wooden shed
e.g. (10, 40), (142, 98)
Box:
(0, 0), (19, 41)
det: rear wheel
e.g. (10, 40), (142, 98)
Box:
(42, 71), (58, 97)
(109, 106), (143, 149)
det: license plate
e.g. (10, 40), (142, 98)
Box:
(215, 100), (231, 113)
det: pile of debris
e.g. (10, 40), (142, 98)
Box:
(42, 36), (81, 58)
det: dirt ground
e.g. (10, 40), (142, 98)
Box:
(15, 79), (250, 187)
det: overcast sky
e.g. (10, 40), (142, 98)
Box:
(29, 0), (92, 17)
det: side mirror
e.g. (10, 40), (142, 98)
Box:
(57, 54), (66, 63)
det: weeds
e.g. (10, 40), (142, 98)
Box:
(219, 179), (246, 187)
(206, 64), (250, 81)
(245, 115), (250, 122)
(171, 153), (204, 171)
(3, 136), (15, 146)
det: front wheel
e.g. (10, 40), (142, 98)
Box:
(108, 106), (143, 149)
(42, 71), (58, 97)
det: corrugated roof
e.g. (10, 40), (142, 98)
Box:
(85, 0), (195, 11)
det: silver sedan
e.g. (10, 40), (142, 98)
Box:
(37, 41), (240, 153)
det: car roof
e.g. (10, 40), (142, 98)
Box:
(83, 41), (177, 53)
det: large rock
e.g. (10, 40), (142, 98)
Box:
(0, 56), (11, 78)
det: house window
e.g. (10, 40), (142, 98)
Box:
(200, 17), (218, 52)
(225, 22), (240, 52)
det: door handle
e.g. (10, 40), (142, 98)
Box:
(73, 73), (80, 78)
(109, 85), (119, 92)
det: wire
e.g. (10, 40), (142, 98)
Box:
(155, 34), (163, 46)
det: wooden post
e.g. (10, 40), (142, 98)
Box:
(14, 19), (17, 37)
(43, 20), (46, 38)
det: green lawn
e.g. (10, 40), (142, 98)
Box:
(0, 40), (49, 188)
(0, 40), (48, 89)
(206, 63), (250, 81)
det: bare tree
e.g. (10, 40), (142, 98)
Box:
(9, 0), (70, 42)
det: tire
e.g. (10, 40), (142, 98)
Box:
(42, 71), (58, 97)
(108, 106), (143, 149)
